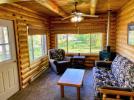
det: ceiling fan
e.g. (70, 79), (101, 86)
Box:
(62, 2), (98, 23)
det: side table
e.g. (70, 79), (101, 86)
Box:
(71, 56), (85, 69)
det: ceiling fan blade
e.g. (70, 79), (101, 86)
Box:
(62, 15), (73, 20)
(81, 13), (99, 17)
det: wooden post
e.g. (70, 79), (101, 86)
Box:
(60, 85), (64, 97)
(77, 87), (80, 100)
(116, 95), (120, 100)
(102, 94), (106, 100)
(130, 96), (133, 100)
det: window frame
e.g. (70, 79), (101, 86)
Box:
(0, 26), (12, 62)
(28, 34), (47, 63)
(57, 33), (102, 54)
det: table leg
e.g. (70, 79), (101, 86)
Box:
(60, 85), (64, 98)
(81, 82), (83, 87)
(77, 87), (80, 100)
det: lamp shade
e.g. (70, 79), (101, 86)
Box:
(70, 16), (84, 23)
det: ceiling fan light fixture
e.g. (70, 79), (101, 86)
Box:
(70, 16), (84, 23)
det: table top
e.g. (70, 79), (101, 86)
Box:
(73, 56), (85, 59)
(57, 68), (85, 87)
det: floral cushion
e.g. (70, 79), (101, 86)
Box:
(93, 67), (119, 89)
(124, 60), (134, 89)
(111, 55), (124, 81)
(50, 49), (65, 61)
(111, 55), (134, 88)
(111, 55), (129, 87)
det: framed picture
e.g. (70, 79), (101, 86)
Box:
(128, 23), (134, 45)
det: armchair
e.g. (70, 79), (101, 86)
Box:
(48, 49), (71, 74)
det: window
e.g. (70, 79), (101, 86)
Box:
(0, 26), (11, 62)
(57, 34), (102, 54)
(28, 35), (47, 62)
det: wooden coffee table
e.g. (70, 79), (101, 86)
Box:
(57, 68), (85, 100)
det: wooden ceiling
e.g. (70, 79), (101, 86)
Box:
(55, 0), (129, 14)
(15, 1), (58, 16)
(15, 0), (129, 17)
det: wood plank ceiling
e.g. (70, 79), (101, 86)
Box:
(54, 0), (129, 14)
(15, 1), (58, 16)
(15, 0), (129, 17)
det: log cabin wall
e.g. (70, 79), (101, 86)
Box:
(0, 3), (50, 89)
(49, 14), (116, 68)
(116, 0), (134, 62)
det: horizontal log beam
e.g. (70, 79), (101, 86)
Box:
(34, 0), (68, 17)
(90, 0), (98, 15)
(0, 0), (31, 4)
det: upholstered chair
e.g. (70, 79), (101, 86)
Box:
(48, 49), (71, 74)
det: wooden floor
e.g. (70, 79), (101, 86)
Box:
(9, 68), (95, 100)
